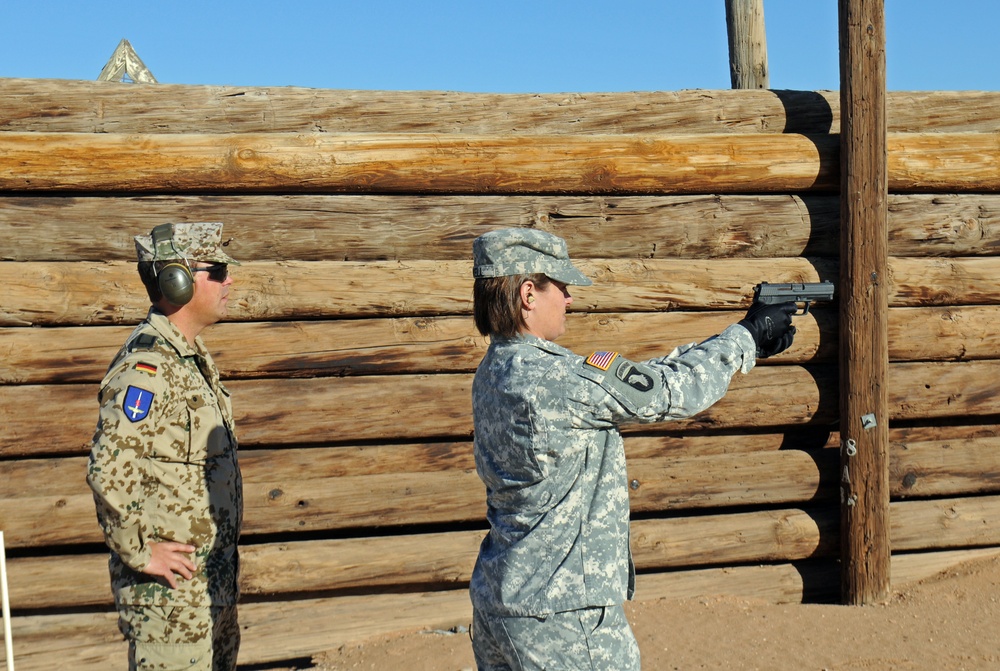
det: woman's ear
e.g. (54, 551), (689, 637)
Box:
(520, 280), (535, 309)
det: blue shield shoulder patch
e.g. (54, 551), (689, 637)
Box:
(123, 385), (154, 423)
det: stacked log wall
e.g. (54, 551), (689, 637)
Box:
(2, 78), (1000, 668)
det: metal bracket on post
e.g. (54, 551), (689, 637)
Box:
(841, 438), (858, 507)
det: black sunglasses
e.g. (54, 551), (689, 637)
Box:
(191, 263), (229, 282)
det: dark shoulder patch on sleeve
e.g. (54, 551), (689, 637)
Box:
(595, 356), (663, 412)
(132, 333), (159, 350)
(610, 358), (656, 393)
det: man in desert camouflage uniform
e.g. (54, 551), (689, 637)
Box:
(468, 228), (797, 670)
(87, 222), (243, 671)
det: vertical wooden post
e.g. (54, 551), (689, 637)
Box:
(838, 0), (890, 604)
(725, 0), (769, 89)
(0, 531), (12, 671)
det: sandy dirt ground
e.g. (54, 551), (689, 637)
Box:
(310, 554), (1000, 670)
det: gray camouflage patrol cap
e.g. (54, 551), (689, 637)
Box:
(472, 228), (592, 286)
(134, 222), (240, 265)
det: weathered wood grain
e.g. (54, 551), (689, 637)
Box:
(4, 79), (1000, 135)
(4, 357), (1000, 467)
(8, 256), (1000, 327)
(0, 131), (842, 194)
(1, 131), (998, 194)
(0, 257), (837, 326)
(0, 309), (829, 383)
(890, 132), (1000, 192)
(891, 496), (1000, 551)
(0, 446), (835, 549)
(0, 193), (839, 261)
(6, 427), (1000, 551)
(6, 360), (1000, 459)
(5, 507), (834, 609)
(840, 0), (892, 602)
(8, 493), (999, 610)
(3, 193), (999, 263)
(891, 434), (1000, 498)
(0, 364), (836, 458)
(6, 303), (999, 385)
(0, 257), (1000, 326)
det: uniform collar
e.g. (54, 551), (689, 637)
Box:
(145, 307), (206, 359)
(493, 332), (576, 358)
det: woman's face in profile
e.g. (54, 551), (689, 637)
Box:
(525, 279), (573, 341)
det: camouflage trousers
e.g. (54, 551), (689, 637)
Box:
(117, 604), (240, 671)
(471, 604), (640, 670)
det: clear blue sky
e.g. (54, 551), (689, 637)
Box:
(2, 1), (998, 93)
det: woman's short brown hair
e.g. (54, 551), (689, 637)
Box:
(473, 273), (550, 338)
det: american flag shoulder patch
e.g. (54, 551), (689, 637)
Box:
(135, 362), (158, 375)
(585, 351), (619, 371)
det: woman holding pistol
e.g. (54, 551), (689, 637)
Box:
(468, 228), (796, 670)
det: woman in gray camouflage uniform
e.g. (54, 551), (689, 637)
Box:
(468, 228), (796, 670)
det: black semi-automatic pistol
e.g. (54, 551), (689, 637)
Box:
(752, 281), (835, 315)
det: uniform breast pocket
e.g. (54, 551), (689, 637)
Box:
(186, 392), (230, 463)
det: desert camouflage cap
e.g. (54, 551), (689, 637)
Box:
(134, 222), (240, 265)
(472, 228), (591, 286)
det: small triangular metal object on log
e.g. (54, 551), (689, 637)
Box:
(97, 39), (157, 83)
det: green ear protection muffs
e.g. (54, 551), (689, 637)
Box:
(151, 224), (195, 306)
(157, 262), (195, 306)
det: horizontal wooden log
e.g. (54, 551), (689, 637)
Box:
(7, 425), (1000, 550)
(0, 309), (831, 384)
(4, 193), (1000, 263)
(8, 359), (1000, 460)
(4, 80), (1000, 135)
(892, 495), (1000, 551)
(891, 434), (1000, 498)
(888, 305), (1000, 362)
(0, 193), (841, 262)
(886, 194), (1000, 257)
(4, 507), (836, 610)
(0, 131), (842, 194)
(8, 359), (1000, 459)
(0, 257), (835, 326)
(10, 547), (1000, 670)
(8, 493), (997, 612)
(890, 132), (1000, 192)
(8, 589), (472, 671)
(2, 131), (999, 195)
(0, 446), (836, 549)
(636, 546), (1000, 604)
(8, 255), (1000, 327)
(0, 193), (832, 262)
(6, 304), (1000, 385)
(0, 363), (840, 458)
(889, 256), (1000, 305)
(887, 360), (1000, 422)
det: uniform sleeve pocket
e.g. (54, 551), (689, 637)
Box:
(184, 393), (210, 463)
